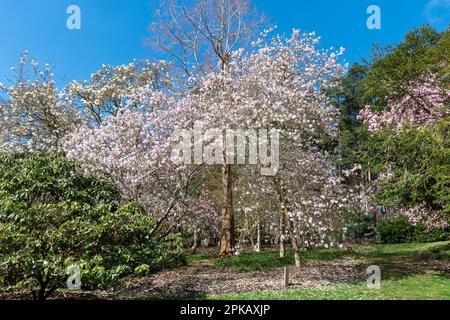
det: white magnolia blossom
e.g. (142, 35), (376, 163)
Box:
(65, 60), (172, 125)
(128, 30), (350, 259)
(64, 30), (355, 253)
(0, 51), (80, 152)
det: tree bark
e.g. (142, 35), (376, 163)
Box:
(220, 163), (234, 256)
(272, 177), (301, 269)
(283, 208), (301, 269)
(254, 222), (261, 252)
(191, 227), (199, 253)
(245, 213), (255, 248)
(279, 212), (286, 258)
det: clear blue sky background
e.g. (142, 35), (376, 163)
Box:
(0, 0), (448, 85)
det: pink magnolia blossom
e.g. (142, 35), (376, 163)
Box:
(359, 81), (449, 132)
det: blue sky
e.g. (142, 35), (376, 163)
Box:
(0, 0), (448, 85)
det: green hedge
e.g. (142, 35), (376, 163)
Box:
(378, 216), (449, 244)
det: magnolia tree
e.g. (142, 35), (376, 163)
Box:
(187, 193), (221, 251)
(359, 80), (449, 132)
(65, 60), (172, 125)
(152, 0), (265, 256)
(233, 168), (279, 252)
(132, 29), (349, 260)
(401, 204), (449, 232)
(359, 75), (449, 231)
(64, 107), (216, 241)
(0, 51), (80, 152)
(271, 150), (352, 266)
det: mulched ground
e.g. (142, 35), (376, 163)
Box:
(111, 257), (366, 299)
(1, 253), (448, 300)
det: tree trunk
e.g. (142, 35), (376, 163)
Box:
(220, 163), (234, 256)
(32, 286), (47, 302)
(245, 214), (255, 248)
(254, 222), (261, 252)
(272, 177), (301, 268)
(191, 227), (199, 253)
(284, 208), (301, 269)
(279, 212), (286, 258)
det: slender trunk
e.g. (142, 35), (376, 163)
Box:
(254, 222), (261, 252)
(246, 214), (255, 248)
(220, 163), (234, 256)
(32, 287), (47, 302)
(191, 227), (199, 253)
(272, 177), (301, 269)
(283, 208), (301, 269)
(279, 212), (286, 258)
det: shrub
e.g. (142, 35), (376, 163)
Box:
(378, 216), (449, 244)
(378, 217), (416, 244)
(344, 212), (376, 241)
(413, 224), (449, 243)
(0, 153), (184, 300)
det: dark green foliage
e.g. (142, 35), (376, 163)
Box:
(412, 225), (449, 244)
(344, 212), (376, 241)
(368, 117), (450, 216)
(0, 153), (184, 300)
(327, 63), (371, 171)
(363, 26), (449, 109)
(378, 217), (449, 244)
(378, 217), (417, 244)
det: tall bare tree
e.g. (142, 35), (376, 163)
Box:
(151, 0), (264, 76)
(151, 0), (264, 255)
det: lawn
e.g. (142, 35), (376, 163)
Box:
(194, 241), (450, 300)
(210, 273), (450, 300)
(189, 247), (343, 272)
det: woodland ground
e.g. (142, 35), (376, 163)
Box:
(1, 241), (449, 300)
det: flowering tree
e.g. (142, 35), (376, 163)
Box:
(186, 193), (221, 251)
(0, 51), (80, 152)
(270, 150), (351, 267)
(363, 118), (450, 226)
(152, 0), (264, 255)
(358, 81), (449, 132)
(65, 60), (172, 125)
(143, 29), (348, 259)
(351, 27), (450, 238)
(233, 168), (279, 252)
(401, 204), (449, 232)
(64, 107), (209, 241)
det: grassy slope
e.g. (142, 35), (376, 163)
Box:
(199, 241), (450, 300)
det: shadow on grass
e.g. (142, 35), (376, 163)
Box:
(347, 241), (450, 281)
(189, 248), (343, 273)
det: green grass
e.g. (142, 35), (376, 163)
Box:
(347, 241), (450, 280)
(427, 243), (450, 260)
(122, 242), (450, 300)
(189, 242), (449, 273)
(209, 273), (450, 300)
(189, 241), (450, 300)
(350, 241), (450, 262)
(189, 248), (343, 272)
